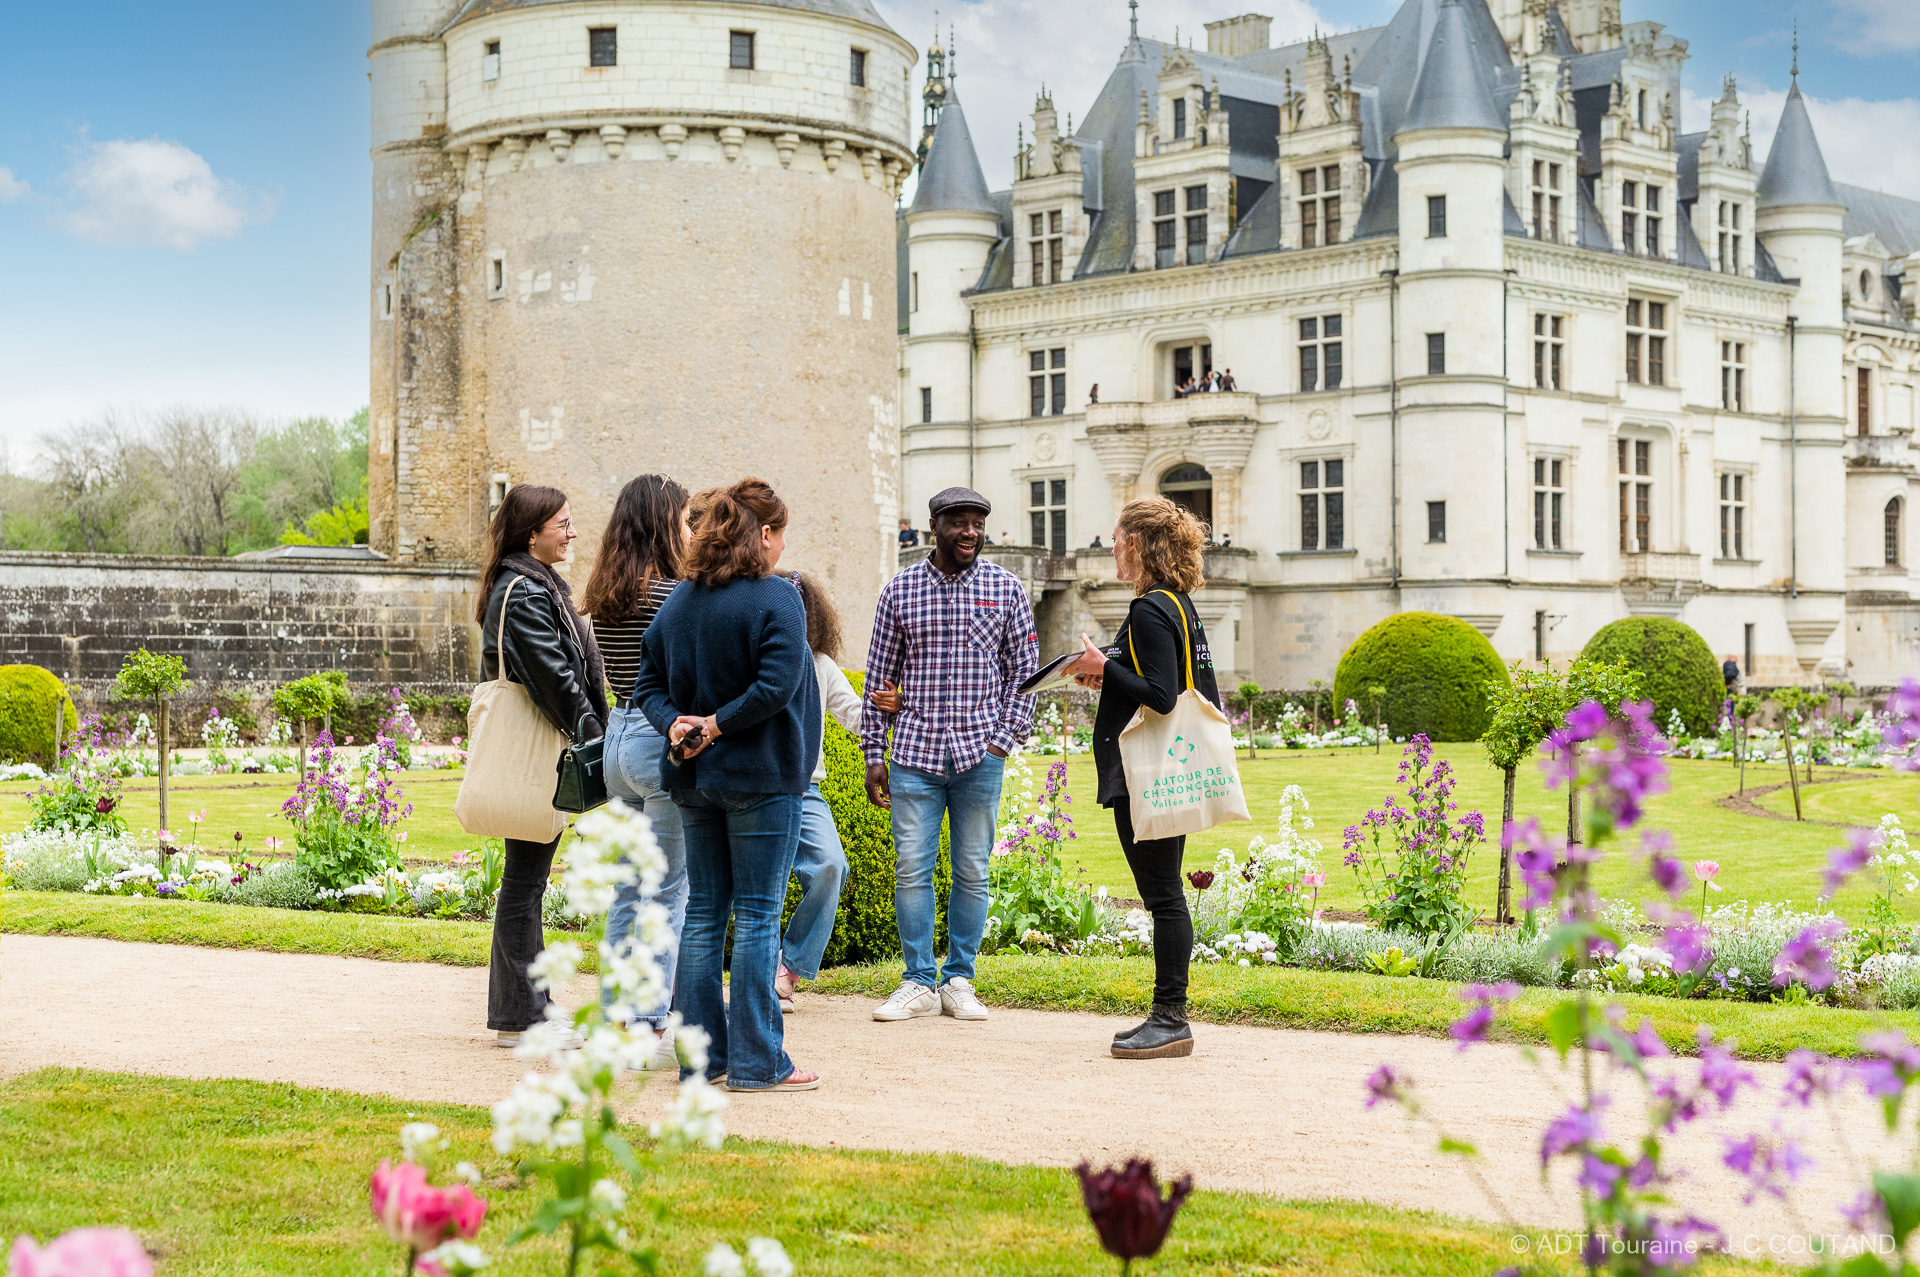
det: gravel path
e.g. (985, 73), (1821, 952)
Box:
(2, 934), (1901, 1254)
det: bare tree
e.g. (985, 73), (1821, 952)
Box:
(38, 415), (135, 552)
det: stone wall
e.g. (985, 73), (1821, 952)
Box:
(0, 552), (480, 700)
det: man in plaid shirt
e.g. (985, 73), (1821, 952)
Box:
(861, 486), (1038, 1023)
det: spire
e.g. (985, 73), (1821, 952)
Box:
(1128, 0), (1138, 42)
(1757, 57), (1839, 209)
(908, 88), (998, 217)
(1399, 0), (1505, 135)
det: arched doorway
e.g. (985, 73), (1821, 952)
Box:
(1159, 462), (1214, 529)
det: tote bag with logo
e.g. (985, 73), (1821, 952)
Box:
(1116, 590), (1251, 841)
(456, 575), (570, 844)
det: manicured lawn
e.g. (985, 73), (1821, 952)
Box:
(7, 893), (1906, 1061)
(1752, 771), (1920, 827)
(5, 746), (1912, 923)
(0, 1068), (1551, 1276)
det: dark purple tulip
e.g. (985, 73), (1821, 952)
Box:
(1074, 1158), (1192, 1266)
(1185, 870), (1214, 890)
(94, 796), (115, 815)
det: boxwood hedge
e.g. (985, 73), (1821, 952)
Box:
(1578, 617), (1724, 736)
(1332, 613), (1509, 742)
(0, 665), (78, 767)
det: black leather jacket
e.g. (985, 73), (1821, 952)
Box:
(481, 570), (603, 743)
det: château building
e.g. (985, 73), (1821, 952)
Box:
(899, 0), (1920, 688)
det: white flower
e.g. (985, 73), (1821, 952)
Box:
(399, 1121), (445, 1162)
(529, 941), (584, 993)
(745, 1237), (794, 1277)
(453, 1161), (482, 1186)
(418, 1241), (491, 1274)
(1238, 958), (1251, 968)
(590, 1177), (628, 1214)
(651, 1074), (730, 1150)
(704, 1244), (748, 1277)
(490, 1071), (586, 1154)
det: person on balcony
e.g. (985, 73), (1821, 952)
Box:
(1219, 369), (1237, 391)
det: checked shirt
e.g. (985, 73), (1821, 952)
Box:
(859, 556), (1039, 773)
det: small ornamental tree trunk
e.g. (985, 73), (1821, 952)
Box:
(1783, 716), (1804, 820)
(1374, 701), (1383, 755)
(156, 699), (170, 834)
(1498, 766), (1516, 924)
(1567, 784), (1580, 847)
(1739, 715), (1749, 796)
(52, 699), (64, 768)
(297, 721), (309, 781)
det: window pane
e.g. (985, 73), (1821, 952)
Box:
(1050, 479), (1066, 506)
(1299, 344), (1318, 392)
(1051, 348), (1066, 369)
(1534, 490), (1546, 548)
(1325, 459), (1343, 488)
(1300, 169), (1317, 197)
(1030, 351), (1045, 372)
(1324, 342), (1342, 390)
(1154, 190), (1175, 218)
(1324, 314), (1342, 338)
(589, 27), (617, 66)
(730, 30), (754, 68)
(1301, 460), (1319, 490)
(1551, 492), (1562, 548)
(1428, 195), (1446, 236)
(1030, 213), (1044, 238)
(1551, 459), (1562, 486)
(1032, 512), (1047, 546)
(1427, 333), (1445, 376)
(1325, 492), (1344, 549)
(1030, 376), (1045, 417)
(1300, 494), (1319, 550)
(1649, 302), (1666, 330)
(1324, 165), (1341, 189)
(1031, 481), (1046, 508)
(1428, 501), (1446, 542)
(1627, 299), (1641, 326)
(1050, 372), (1066, 415)
(1049, 210), (1062, 234)
(849, 48), (866, 86)
(1049, 508), (1066, 555)
(1299, 317), (1318, 341)
(1534, 458), (1545, 485)
(1635, 441), (1650, 475)
(1186, 185), (1207, 211)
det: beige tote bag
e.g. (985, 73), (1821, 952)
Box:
(456, 575), (569, 844)
(1116, 590), (1252, 842)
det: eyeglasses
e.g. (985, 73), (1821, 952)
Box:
(544, 519), (574, 533)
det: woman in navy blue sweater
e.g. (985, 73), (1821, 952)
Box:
(634, 477), (821, 1092)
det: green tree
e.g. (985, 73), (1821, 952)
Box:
(1231, 680), (1263, 760)
(1364, 682), (1388, 754)
(1333, 612), (1509, 742)
(1771, 687), (1820, 820)
(272, 671), (352, 779)
(1731, 692), (1763, 795)
(1561, 658), (1643, 846)
(1481, 664), (1570, 924)
(280, 495), (370, 547)
(114, 648), (190, 832)
(1577, 617), (1722, 736)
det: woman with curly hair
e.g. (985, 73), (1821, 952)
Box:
(1061, 495), (1221, 1060)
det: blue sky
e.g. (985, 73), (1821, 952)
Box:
(2, 0), (1918, 455)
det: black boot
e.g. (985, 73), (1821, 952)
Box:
(1111, 1002), (1193, 1059)
(1113, 1015), (1154, 1043)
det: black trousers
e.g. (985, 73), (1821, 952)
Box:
(1111, 798), (1190, 1006)
(488, 833), (561, 1031)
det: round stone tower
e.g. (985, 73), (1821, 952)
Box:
(367, 0), (918, 660)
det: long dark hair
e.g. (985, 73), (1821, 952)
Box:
(684, 477), (787, 588)
(476, 483), (568, 622)
(781, 570), (843, 659)
(581, 474), (688, 620)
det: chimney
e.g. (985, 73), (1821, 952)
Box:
(1205, 13), (1272, 57)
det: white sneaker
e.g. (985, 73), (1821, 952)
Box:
(872, 980), (939, 1021)
(494, 1030), (521, 1048)
(939, 977), (989, 1021)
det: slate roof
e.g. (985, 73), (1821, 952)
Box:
(445, 0), (897, 32)
(908, 91), (999, 217)
(1838, 184), (1920, 258)
(1757, 82), (1840, 209)
(1399, 0), (1507, 135)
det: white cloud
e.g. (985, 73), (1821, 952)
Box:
(1686, 84), (1920, 205)
(57, 138), (271, 251)
(878, 0), (1331, 195)
(0, 167), (29, 203)
(1831, 0), (1920, 55)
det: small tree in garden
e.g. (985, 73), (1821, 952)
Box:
(1731, 692), (1763, 795)
(1306, 677), (1328, 733)
(1480, 664), (1570, 925)
(1231, 681), (1263, 759)
(1560, 658), (1642, 845)
(1364, 682), (1387, 754)
(273, 671), (351, 779)
(113, 648), (189, 834)
(1771, 686), (1818, 820)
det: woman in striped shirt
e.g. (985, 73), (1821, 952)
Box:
(582, 474), (689, 1030)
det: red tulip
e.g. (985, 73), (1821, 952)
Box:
(370, 1160), (487, 1251)
(1075, 1158), (1192, 1268)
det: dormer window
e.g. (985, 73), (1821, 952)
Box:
(1185, 185), (1209, 265)
(1637, 89), (1648, 131)
(1299, 166), (1341, 248)
(1716, 202), (1745, 274)
(1621, 181), (1638, 255)
(1153, 190), (1177, 269)
(1530, 160), (1562, 243)
(1173, 98), (1187, 141)
(1644, 185), (1662, 257)
(1030, 210), (1063, 285)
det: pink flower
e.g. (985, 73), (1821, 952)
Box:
(1302, 872), (1327, 889)
(370, 1160), (487, 1251)
(8, 1228), (153, 1277)
(156, 830), (173, 843)
(1693, 860), (1722, 890)
(450, 851), (471, 867)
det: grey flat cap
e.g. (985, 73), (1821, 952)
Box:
(929, 486), (991, 518)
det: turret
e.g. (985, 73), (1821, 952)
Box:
(904, 90), (1000, 501)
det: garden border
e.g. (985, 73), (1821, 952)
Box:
(1714, 776), (1872, 828)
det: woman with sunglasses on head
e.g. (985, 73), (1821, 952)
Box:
(475, 485), (608, 1048)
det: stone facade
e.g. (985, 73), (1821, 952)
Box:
(370, 0), (918, 661)
(901, 0), (1920, 690)
(0, 552), (478, 699)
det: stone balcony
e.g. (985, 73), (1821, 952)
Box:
(1620, 551), (1702, 616)
(1845, 433), (1915, 470)
(1084, 391), (1261, 432)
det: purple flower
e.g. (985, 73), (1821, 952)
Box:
(1449, 1005), (1494, 1051)
(1855, 1031), (1920, 1100)
(1539, 1102), (1605, 1167)
(1650, 1216), (1723, 1262)
(1782, 1049), (1840, 1107)
(1772, 919), (1846, 991)
(1364, 1062), (1408, 1110)
(1662, 921), (1712, 976)
(1821, 827), (1880, 901)
(1698, 1033), (1757, 1107)
(1721, 1132), (1813, 1204)
(1505, 819), (1561, 911)
(1883, 678), (1920, 770)
(1840, 1188), (1890, 1234)
(1565, 700), (1611, 742)
(1577, 1154), (1624, 1199)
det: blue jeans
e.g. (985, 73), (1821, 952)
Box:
(672, 787), (802, 1090)
(781, 785), (847, 981)
(602, 709), (688, 1026)
(890, 752), (1005, 989)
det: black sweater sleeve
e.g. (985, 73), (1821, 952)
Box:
(1101, 596), (1186, 715)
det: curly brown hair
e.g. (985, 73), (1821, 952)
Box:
(1116, 495), (1206, 595)
(683, 477), (789, 588)
(780, 570), (843, 659)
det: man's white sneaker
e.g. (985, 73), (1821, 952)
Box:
(872, 980), (939, 1021)
(939, 977), (989, 1021)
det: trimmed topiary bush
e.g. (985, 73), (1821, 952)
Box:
(0, 666), (78, 767)
(1332, 613), (1509, 742)
(1578, 617), (1724, 737)
(802, 669), (952, 968)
